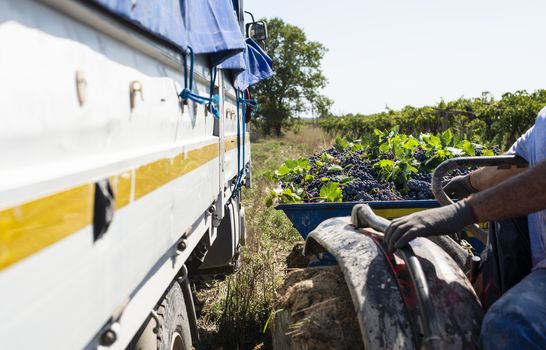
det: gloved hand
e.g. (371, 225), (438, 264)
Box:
(384, 200), (476, 253)
(443, 174), (477, 199)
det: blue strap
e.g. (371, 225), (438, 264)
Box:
(231, 88), (257, 196)
(230, 89), (244, 195)
(206, 65), (219, 118)
(179, 46), (219, 118)
(238, 95), (259, 114)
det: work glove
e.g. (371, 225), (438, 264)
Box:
(443, 174), (477, 199)
(384, 200), (476, 253)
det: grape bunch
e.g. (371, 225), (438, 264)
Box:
(413, 146), (428, 163)
(270, 130), (495, 204)
(405, 179), (433, 200)
(290, 144), (474, 202)
(305, 147), (406, 201)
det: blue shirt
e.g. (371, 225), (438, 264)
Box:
(508, 106), (546, 269)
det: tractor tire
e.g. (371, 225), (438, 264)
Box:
(272, 266), (365, 350)
(156, 282), (193, 350)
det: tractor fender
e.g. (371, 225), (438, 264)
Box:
(304, 217), (483, 350)
(304, 217), (415, 349)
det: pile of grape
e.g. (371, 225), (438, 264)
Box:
(278, 146), (470, 202)
(305, 147), (437, 201)
(269, 129), (490, 204)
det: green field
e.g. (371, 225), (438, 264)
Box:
(194, 125), (333, 350)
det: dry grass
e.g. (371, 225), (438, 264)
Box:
(193, 125), (332, 349)
(281, 124), (333, 155)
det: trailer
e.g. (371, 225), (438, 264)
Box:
(272, 155), (528, 350)
(0, 1), (272, 349)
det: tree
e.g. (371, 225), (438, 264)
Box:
(315, 95), (334, 118)
(252, 18), (329, 136)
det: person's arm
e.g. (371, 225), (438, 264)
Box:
(443, 164), (527, 198)
(470, 159), (546, 221)
(468, 165), (527, 191)
(445, 125), (532, 198)
(385, 159), (546, 252)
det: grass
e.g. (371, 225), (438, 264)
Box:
(194, 125), (333, 349)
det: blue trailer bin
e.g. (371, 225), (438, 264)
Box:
(276, 200), (439, 239)
(276, 200), (485, 252)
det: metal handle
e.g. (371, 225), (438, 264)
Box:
(351, 204), (442, 350)
(431, 155), (528, 243)
(351, 204), (390, 233)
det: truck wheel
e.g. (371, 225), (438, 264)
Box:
(272, 266), (365, 350)
(156, 282), (192, 350)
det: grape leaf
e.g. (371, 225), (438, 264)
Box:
(447, 147), (465, 156)
(275, 164), (290, 176)
(284, 160), (298, 169)
(320, 182), (342, 202)
(335, 136), (349, 151)
(459, 140), (475, 156)
(441, 129), (453, 146)
(327, 165), (343, 172)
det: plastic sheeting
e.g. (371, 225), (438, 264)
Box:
(218, 51), (246, 73)
(91, 0), (244, 65)
(234, 38), (274, 90)
(91, 0), (188, 49)
(90, 1), (272, 87)
(182, 0), (246, 65)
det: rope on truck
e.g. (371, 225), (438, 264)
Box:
(179, 46), (219, 119)
(178, 47), (259, 199)
(230, 89), (258, 199)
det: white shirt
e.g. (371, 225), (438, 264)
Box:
(508, 106), (546, 269)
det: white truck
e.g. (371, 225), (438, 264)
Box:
(0, 1), (271, 349)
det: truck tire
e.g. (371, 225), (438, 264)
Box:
(272, 266), (365, 350)
(156, 282), (193, 350)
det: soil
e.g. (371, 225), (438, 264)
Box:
(285, 242), (309, 269)
(272, 267), (365, 350)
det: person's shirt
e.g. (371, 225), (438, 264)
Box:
(508, 106), (546, 269)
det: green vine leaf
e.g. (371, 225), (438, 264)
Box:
(320, 182), (342, 202)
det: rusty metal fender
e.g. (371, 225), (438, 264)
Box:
(304, 216), (483, 350)
(304, 217), (415, 350)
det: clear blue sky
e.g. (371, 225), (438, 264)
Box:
(245, 0), (546, 115)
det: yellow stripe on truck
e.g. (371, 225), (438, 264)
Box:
(225, 138), (237, 152)
(0, 141), (221, 270)
(0, 185), (94, 270)
(134, 143), (219, 200)
(111, 171), (133, 209)
(224, 134), (250, 152)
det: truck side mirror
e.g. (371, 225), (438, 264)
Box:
(246, 21), (268, 43)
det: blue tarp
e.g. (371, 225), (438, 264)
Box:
(91, 0), (244, 64)
(182, 0), (245, 65)
(234, 39), (274, 90)
(218, 51), (246, 72)
(91, 0), (188, 49)
(90, 0), (272, 88)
